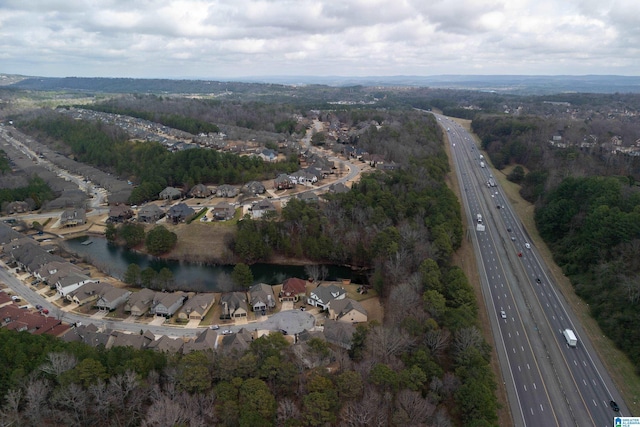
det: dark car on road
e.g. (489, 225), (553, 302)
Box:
(610, 400), (620, 412)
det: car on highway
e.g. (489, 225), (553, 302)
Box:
(536, 278), (542, 284)
(511, 236), (516, 241)
(610, 400), (620, 412)
(518, 252), (523, 257)
(507, 227), (512, 232)
(525, 243), (531, 249)
(500, 310), (507, 319)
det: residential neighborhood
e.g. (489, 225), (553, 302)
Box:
(0, 221), (380, 356)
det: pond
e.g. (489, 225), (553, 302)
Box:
(63, 236), (367, 292)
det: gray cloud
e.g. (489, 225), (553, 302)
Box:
(0, 0), (637, 78)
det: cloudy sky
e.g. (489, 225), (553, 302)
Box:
(1, 0), (638, 79)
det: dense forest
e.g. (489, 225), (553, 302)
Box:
(16, 112), (300, 204)
(535, 176), (640, 370)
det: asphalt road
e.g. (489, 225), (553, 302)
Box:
(437, 114), (625, 427)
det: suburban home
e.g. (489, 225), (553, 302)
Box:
(189, 184), (211, 198)
(307, 284), (346, 309)
(328, 298), (368, 323)
(35, 261), (82, 283)
(212, 201), (236, 221)
(61, 324), (111, 348)
(67, 281), (110, 305)
(215, 184), (239, 198)
(148, 335), (184, 353)
(57, 274), (100, 298)
(297, 191), (319, 204)
(150, 292), (186, 317)
(323, 319), (356, 349)
(328, 182), (349, 194)
(60, 208), (86, 227)
(249, 283), (276, 312)
(166, 203), (194, 224)
(182, 328), (219, 353)
(108, 330), (154, 350)
(290, 170), (318, 185)
(220, 292), (248, 319)
(107, 204), (133, 223)
(124, 288), (156, 316)
(220, 328), (254, 354)
(0, 292), (12, 309)
(96, 287), (132, 311)
(274, 174), (294, 190)
(243, 181), (266, 195)
(257, 148), (277, 162)
(280, 277), (307, 302)
(137, 204), (165, 223)
(251, 199), (276, 219)
(159, 186), (182, 200)
(178, 293), (216, 321)
(6, 201), (29, 214)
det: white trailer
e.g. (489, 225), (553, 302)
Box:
(563, 329), (577, 347)
(476, 214), (483, 223)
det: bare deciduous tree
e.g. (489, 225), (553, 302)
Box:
(40, 352), (78, 377)
(24, 377), (50, 425)
(365, 325), (414, 364)
(393, 389), (435, 426)
(276, 397), (300, 427)
(424, 328), (450, 357)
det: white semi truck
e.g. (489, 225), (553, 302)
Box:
(563, 329), (577, 347)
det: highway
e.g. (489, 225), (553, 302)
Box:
(438, 114), (626, 427)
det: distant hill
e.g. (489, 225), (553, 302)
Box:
(4, 73), (640, 95)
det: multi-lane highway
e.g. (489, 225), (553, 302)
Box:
(438, 114), (626, 426)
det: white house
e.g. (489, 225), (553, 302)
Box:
(307, 284), (346, 309)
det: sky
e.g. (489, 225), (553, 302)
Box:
(1, 0), (639, 80)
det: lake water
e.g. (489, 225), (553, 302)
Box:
(63, 236), (365, 292)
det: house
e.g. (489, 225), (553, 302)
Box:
(124, 288), (156, 316)
(159, 186), (182, 200)
(60, 208), (86, 227)
(109, 330), (154, 350)
(251, 199), (276, 219)
(182, 328), (219, 354)
(323, 319), (356, 349)
(258, 148), (277, 162)
(297, 191), (319, 203)
(274, 174), (294, 190)
(189, 184), (211, 198)
(249, 283), (276, 312)
(137, 204), (165, 223)
(96, 287), (132, 311)
(151, 292), (186, 317)
(6, 201), (29, 214)
(61, 323), (111, 348)
(0, 292), (12, 309)
(212, 201), (236, 221)
(328, 298), (368, 323)
(280, 278), (307, 302)
(148, 335), (184, 353)
(107, 204), (133, 223)
(67, 281), (110, 305)
(178, 293), (216, 321)
(166, 203), (195, 224)
(220, 292), (248, 319)
(243, 181), (266, 195)
(220, 328), (254, 354)
(328, 182), (349, 194)
(290, 170), (318, 185)
(308, 284), (346, 309)
(57, 274), (100, 298)
(215, 184), (239, 198)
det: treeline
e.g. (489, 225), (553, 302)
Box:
(0, 260), (497, 426)
(535, 176), (640, 370)
(17, 112), (300, 204)
(81, 104), (220, 135)
(0, 176), (54, 209)
(106, 223), (177, 256)
(88, 95), (307, 135)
